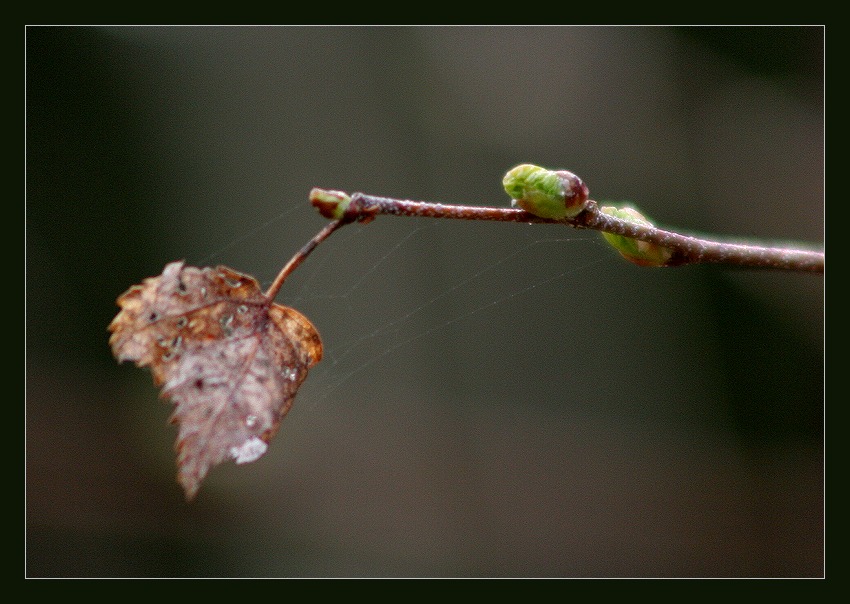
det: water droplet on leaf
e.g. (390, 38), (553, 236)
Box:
(229, 437), (268, 464)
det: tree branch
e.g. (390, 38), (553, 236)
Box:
(309, 188), (823, 274)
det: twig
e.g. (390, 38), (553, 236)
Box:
(310, 187), (823, 274)
(585, 206), (823, 272)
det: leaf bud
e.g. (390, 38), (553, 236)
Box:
(599, 205), (673, 267)
(503, 164), (589, 219)
(310, 188), (351, 220)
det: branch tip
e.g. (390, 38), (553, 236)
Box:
(310, 188), (351, 220)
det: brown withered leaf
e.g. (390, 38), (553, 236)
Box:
(108, 261), (322, 501)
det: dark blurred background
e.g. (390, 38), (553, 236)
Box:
(26, 26), (823, 577)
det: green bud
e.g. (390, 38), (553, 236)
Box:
(503, 164), (589, 219)
(599, 205), (673, 267)
(310, 188), (351, 220)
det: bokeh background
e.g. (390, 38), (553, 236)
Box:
(26, 26), (823, 577)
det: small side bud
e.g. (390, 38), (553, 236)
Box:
(599, 205), (673, 267)
(310, 188), (351, 220)
(503, 164), (589, 219)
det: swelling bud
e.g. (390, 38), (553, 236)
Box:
(503, 164), (589, 219)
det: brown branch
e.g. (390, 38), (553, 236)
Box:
(309, 189), (823, 274)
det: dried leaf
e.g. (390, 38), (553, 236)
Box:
(108, 261), (322, 500)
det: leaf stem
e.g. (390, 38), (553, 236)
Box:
(311, 190), (823, 274)
(265, 219), (348, 302)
